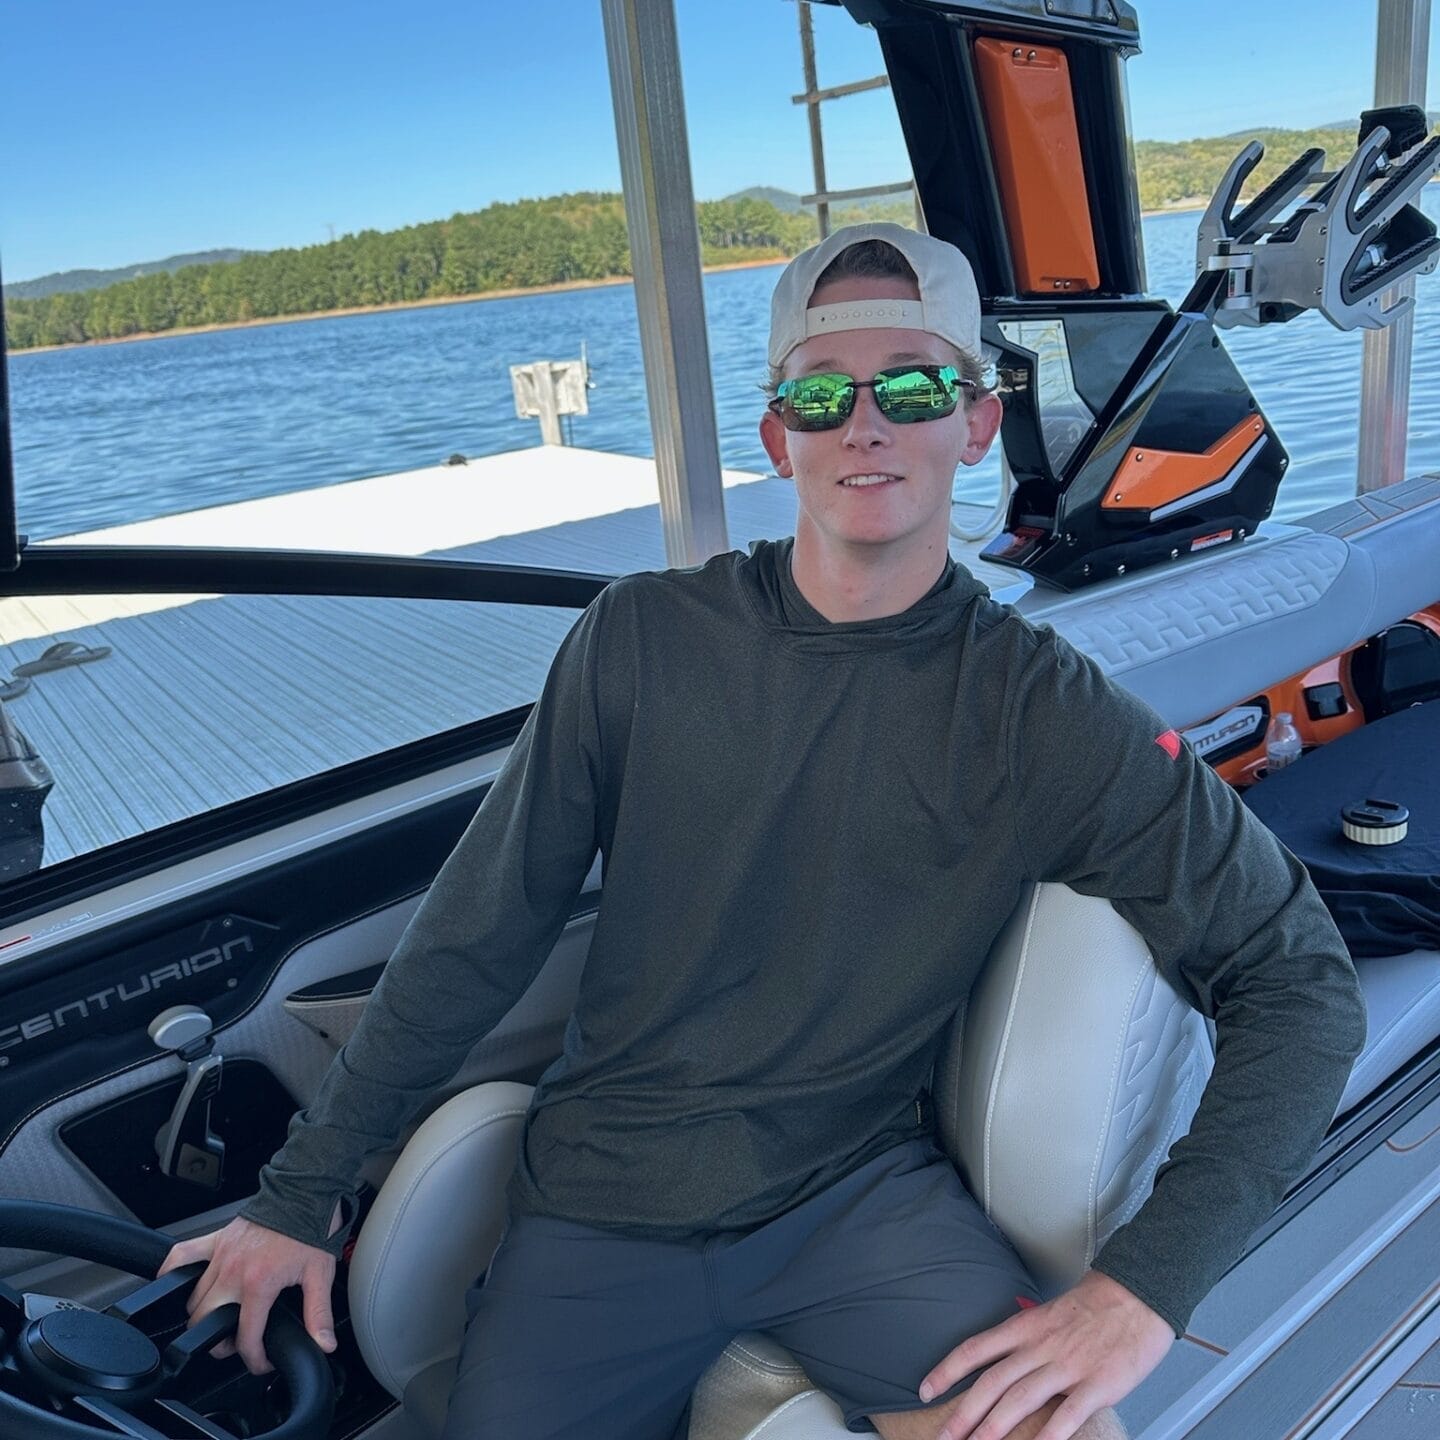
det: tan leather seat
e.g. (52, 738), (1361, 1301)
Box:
(348, 883), (1211, 1438)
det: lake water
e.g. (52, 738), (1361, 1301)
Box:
(8, 194), (1440, 543)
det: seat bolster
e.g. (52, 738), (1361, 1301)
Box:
(402, 1356), (461, 1439)
(732, 1387), (851, 1438)
(689, 1333), (814, 1440)
(347, 1080), (533, 1400)
(938, 884), (1212, 1294)
(1339, 948), (1440, 1114)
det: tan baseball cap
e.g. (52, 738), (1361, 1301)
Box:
(767, 222), (982, 371)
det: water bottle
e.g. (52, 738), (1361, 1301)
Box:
(1265, 711), (1302, 773)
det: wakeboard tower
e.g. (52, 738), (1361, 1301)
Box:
(838, 0), (1440, 590)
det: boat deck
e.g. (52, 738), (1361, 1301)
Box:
(0, 447), (1023, 868)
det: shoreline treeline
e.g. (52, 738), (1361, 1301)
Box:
(4, 193), (866, 352)
(1134, 125), (1366, 212)
(2, 125), (1379, 351)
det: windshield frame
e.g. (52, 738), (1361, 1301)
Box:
(0, 275), (20, 573)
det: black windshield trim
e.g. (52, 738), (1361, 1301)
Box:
(3, 546), (615, 605)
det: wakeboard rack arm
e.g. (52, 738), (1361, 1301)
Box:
(1193, 109), (1440, 330)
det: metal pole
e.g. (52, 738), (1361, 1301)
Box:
(536, 365), (562, 447)
(798, 3), (831, 241)
(1356, 0), (1431, 494)
(0, 274), (17, 572)
(600, 0), (729, 566)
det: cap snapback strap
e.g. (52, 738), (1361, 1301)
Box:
(804, 299), (927, 337)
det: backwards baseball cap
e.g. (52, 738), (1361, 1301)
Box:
(767, 221), (982, 371)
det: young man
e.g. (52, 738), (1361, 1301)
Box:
(164, 224), (1365, 1440)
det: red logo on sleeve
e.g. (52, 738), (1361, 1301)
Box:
(1155, 729), (1182, 760)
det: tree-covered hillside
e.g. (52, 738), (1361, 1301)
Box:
(1134, 125), (1356, 210)
(6, 123), (1429, 351)
(4, 192), (905, 351)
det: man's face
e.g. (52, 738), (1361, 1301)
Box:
(760, 275), (1001, 559)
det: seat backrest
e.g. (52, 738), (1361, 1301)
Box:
(348, 1080), (532, 1401)
(934, 882), (1213, 1295)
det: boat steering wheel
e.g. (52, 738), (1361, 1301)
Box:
(0, 1201), (334, 1440)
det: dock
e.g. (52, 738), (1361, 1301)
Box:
(0, 448), (1021, 868)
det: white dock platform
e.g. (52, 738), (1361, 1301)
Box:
(0, 447), (1020, 868)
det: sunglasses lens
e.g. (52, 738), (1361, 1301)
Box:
(774, 367), (966, 431)
(874, 367), (961, 423)
(778, 374), (854, 430)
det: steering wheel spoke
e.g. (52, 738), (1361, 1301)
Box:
(161, 1303), (239, 1378)
(104, 1263), (204, 1329)
(0, 1277), (25, 1337)
(73, 1394), (244, 1440)
(71, 1394), (171, 1438)
(154, 1397), (245, 1440)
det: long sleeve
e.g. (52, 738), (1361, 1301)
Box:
(239, 598), (608, 1252)
(1003, 627), (1367, 1336)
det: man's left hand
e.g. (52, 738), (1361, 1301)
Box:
(918, 1269), (1175, 1440)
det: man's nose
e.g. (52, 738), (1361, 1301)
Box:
(841, 386), (889, 447)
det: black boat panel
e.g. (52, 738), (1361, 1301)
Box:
(0, 780), (598, 1275)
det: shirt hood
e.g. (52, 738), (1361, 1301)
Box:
(737, 537), (988, 655)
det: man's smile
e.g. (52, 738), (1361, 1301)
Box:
(839, 473), (904, 487)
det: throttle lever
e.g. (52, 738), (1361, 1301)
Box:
(148, 1006), (226, 1191)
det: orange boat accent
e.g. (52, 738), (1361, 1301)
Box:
(1213, 654), (1364, 788)
(1102, 418), (1266, 513)
(973, 37), (1100, 295)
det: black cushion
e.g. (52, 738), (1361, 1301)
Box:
(1244, 701), (1440, 957)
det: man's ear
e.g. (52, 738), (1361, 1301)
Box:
(960, 392), (1004, 468)
(760, 408), (793, 478)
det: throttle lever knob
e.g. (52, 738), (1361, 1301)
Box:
(148, 1005), (214, 1059)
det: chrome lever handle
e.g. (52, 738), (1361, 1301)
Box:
(149, 1006), (226, 1190)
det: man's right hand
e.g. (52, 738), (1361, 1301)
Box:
(159, 1216), (339, 1375)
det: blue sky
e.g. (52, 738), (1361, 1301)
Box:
(1, 0), (1432, 282)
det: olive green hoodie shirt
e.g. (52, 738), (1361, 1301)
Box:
(243, 538), (1365, 1336)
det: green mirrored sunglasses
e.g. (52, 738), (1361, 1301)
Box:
(770, 365), (971, 431)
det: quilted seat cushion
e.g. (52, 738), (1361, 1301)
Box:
(935, 883), (1213, 1294)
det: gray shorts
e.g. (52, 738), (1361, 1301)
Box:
(439, 1138), (1041, 1439)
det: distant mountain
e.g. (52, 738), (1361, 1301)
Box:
(720, 187), (915, 226)
(4, 250), (255, 301)
(1318, 110), (1440, 132)
(723, 187), (812, 213)
(1215, 111), (1440, 141)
